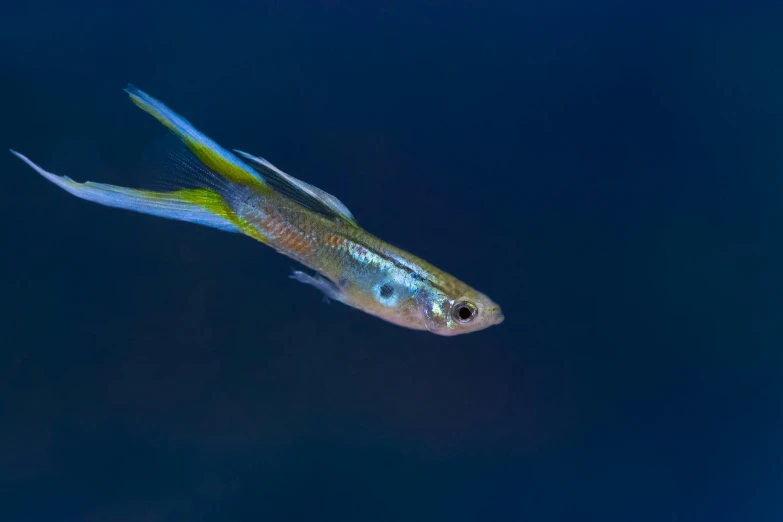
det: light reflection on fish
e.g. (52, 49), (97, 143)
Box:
(11, 85), (504, 335)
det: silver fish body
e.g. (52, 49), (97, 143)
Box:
(12, 86), (504, 335)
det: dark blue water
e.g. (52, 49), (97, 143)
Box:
(2, 1), (782, 520)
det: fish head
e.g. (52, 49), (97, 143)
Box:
(417, 285), (504, 336)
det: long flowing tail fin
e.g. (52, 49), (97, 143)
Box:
(10, 85), (271, 236)
(10, 149), (240, 232)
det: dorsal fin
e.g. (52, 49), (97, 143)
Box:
(233, 150), (357, 225)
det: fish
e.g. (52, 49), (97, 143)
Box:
(10, 85), (504, 335)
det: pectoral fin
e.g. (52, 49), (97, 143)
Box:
(289, 270), (343, 302)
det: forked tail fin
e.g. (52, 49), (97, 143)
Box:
(10, 85), (273, 237)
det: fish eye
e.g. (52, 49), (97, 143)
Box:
(452, 301), (477, 323)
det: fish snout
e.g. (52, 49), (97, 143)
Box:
(483, 305), (504, 325)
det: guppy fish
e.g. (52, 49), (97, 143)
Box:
(11, 85), (504, 335)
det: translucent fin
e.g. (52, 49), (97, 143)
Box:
(133, 133), (235, 195)
(289, 270), (343, 302)
(124, 84), (268, 192)
(233, 150), (357, 225)
(10, 150), (239, 232)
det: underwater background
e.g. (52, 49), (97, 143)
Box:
(1, 1), (782, 520)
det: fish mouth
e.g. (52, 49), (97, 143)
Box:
(486, 306), (504, 325)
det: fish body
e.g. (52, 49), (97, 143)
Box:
(11, 86), (504, 335)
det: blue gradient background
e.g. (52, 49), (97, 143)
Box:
(1, 1), (782, 520)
